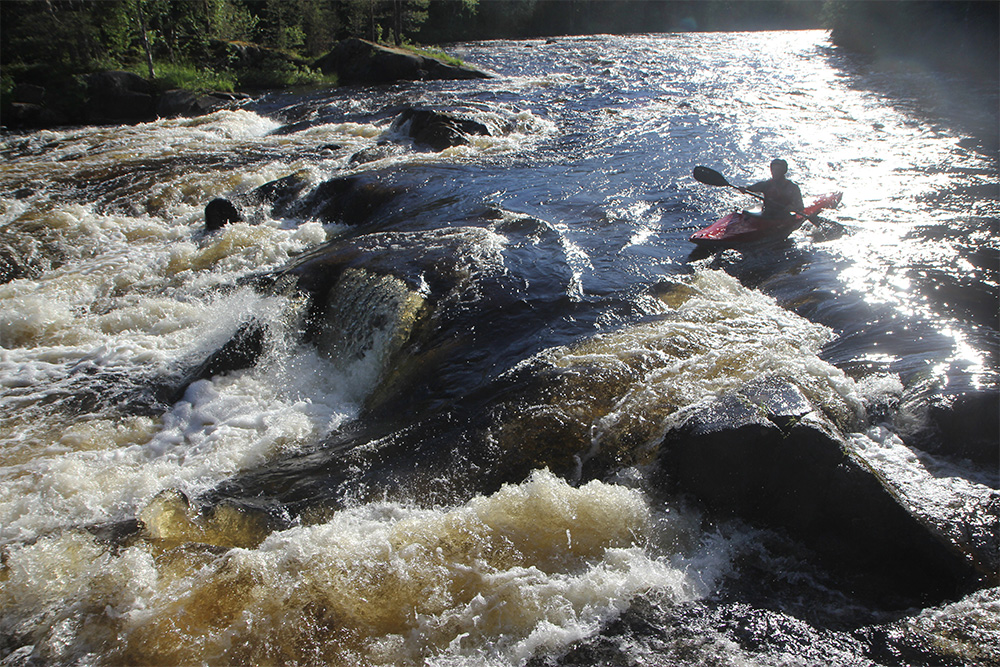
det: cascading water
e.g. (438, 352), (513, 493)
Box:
(1, 31), (997, 666)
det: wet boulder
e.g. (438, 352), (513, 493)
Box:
(183, 319), (267, 386)
(349, 141), (408, 164)
(204, 198), (244, 231)
(898, 380), (999, 470)
(269, 173), (404, 226)
(125, 318), (270, 412)
(658, 376), (987, 602)
(157, 89), (250, 119)
(63, 319), (271, 416)
(393, 107), (491, 151)
(924, 390), (999, 468)
(314, 38), (491, 85)
(248, 173), (312, 211)
(84, 71), (156, 124)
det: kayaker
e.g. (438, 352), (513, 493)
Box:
(745, 159), (804, 220)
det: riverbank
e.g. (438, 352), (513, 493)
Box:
(1, 38), (489, 131)
(1, 30), (996, 666)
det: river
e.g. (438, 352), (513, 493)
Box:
(1, 30), (997, 666)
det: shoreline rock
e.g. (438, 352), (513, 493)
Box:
(82, 71), (157, 125)
(0, 70), (251, 131)
(2, 35), (489, 132)
(313, 38), (491, 86)
(656, 376), (995, 603)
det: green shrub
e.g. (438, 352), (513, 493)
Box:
(1, 71), (15, 98)
(134, 61), (238, 93)
(399, 43), (467, 68)
(235, 63), (337, 89)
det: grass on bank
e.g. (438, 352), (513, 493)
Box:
(398, 43), (468, 69)
(124, 59), (337, 93)
(139, 62), (238, 93)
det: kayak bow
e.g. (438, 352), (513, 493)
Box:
(689, 192), (843, 247)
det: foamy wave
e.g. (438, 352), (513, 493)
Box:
(0, 470), (722, 666)
(0, 281), (372, 543)
(514, 268), (864, 467)
(0, 337), (359, 542)
(155, 108), (283, 142)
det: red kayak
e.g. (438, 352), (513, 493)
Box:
(690, 192), (843, 248)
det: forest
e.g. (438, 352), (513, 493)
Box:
(1, 1), (996, 97)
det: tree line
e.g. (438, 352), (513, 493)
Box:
(0, 0), (827, 82)
(1, 1), (463, 80)
(1, 1), (995, 89)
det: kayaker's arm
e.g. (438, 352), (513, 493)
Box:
(739, 182), (765, 200)
(742, 181), (767, 200)
(788, 183), (805, 217)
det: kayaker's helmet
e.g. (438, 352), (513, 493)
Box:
(770, 159), (788, 177)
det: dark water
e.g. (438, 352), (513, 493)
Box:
(1, 31), (997, 666)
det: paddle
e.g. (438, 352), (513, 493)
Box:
(693, 165), (762, 199)
(693, 165), (843, 232)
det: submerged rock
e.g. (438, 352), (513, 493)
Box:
(139, 488), (287, 550)
(266, 173), (404, 226)
(157, 89), (250, 119)
(314, 38), (491, 85)
(0, 229), (63, 283)
(393, 107), (491, 151)
(658, 376), (990, 603)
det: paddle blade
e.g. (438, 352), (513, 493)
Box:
(693, 166), (731, 187)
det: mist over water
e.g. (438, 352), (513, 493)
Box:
(1, 31), (997, 666)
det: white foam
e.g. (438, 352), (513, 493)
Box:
(0, 275), (363, 543)
(517, 269), (865, 467)
(0, 470), (732, 666)
(0, 334), (361, 543)
(849, 426), (1000, 520)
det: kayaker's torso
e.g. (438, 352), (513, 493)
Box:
(746, 176), (804, 219)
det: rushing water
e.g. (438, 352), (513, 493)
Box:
(1, 31), (997, 666)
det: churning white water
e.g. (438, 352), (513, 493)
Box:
(1, 30), (997, 666)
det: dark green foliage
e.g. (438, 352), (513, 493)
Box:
(1, 0), (993, 94)
(418, 0), (824, 41)
(825, 0), (999, 82)
(1, 0), (828, 85)
(1, 0), (105, 78)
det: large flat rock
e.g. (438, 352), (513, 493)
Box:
(658, 376), (992, 603)
(314, 38), (491, 85)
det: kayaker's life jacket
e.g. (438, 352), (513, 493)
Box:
(747, 176), (804, 219)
